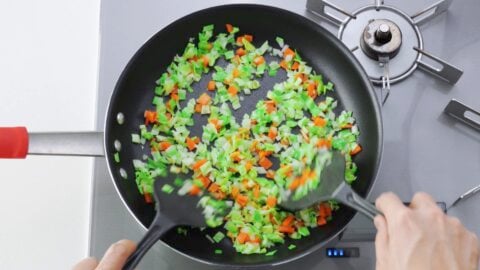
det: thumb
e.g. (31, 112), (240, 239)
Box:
(374, 215), (388, 270)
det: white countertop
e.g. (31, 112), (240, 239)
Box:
(0, 1), (99, 269)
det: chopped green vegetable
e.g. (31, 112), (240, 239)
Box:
(161, 184), (174, 194)
(131, 24), (360, 255)
(288, 244), (296, 250)
(214, 249), (223, 254)
(114, 152), (120, 163)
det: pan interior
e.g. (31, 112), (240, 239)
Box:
(104, 4), (382, 267)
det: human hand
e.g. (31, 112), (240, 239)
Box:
(73, 239), (136, 270)
(374, 192), (479, 270)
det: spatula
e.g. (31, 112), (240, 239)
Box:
(279, 151), (382, 220)
(123, 178), (214, 270)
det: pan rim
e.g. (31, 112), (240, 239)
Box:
(103, 3), (383, 267)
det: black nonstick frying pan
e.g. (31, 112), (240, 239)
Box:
(0, 4), (382, 268)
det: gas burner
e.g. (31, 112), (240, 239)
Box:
(307, 0), (464, 104)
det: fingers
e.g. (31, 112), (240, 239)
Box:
(374, 215), (388, 270)
(96, 239), (137, 270)
(409, 192), (437, 210)
(376, 192), (406, 220)
(72, 257), (98, 270)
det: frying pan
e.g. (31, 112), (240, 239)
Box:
(0, 4), (382, 268)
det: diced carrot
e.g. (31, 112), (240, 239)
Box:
(237, 232), (250, 244)
(307, 82), (317, 99)
(212, 190), (226, 200)
(278, 226), (295, 234)
(319, 203), (332, 218)
(342, 123), (353, 129)
(193, 137), (201, 144)
(266, 196), (277, 207)
(289, 178), (300, 190)
(258, 150), (272, 159)
(266, 170), (275, 179)
(283, 47), (295, 58)
(197, 93), (211, 105)
(282, 215), (295, 226)
(259, 157), (273, 170)
(199, 175), (211, 188)
(232, 68), (240, 78)
(208, 183), (219, 192)
(268, 126), (277, 140)
(189, 185), (202, 196)
(144, 110), (158, 125)
(228, 85), (238, 96)
(245, 161), (253, 171)
(225, 23), (234, 33)
(317, 216), (327, 226)
(294, 73), (307, 82)
(284, 165), (293, 177)
(236, 48), (246, 56)
(253, 56), (265, 66)
(158, 141), (171, 151)
(253, 185), (260, 198)
(144, 192), (153, 204)
(316, 138), (332, 149)
(350, 145), (362, 156)
(192, 159), (207, 171)
(209, 118), (221, 131)
(207, 80), (216, 91)
(265, 100), (276, 113)
(194, 104), (202, 113)
(236, 194), (248, 207)
(313, 116), (327, 127)
(244, 34), (253, 42)
(291, 62), (300, 70)
(186, 137), (197, 151)
(230, 151), (242, 162)
(202, 55), (209, 67)
(231, 186), (240, 198)
(279, 60), (288, 70)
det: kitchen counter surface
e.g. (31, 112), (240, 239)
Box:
(0, 1), (99, 269)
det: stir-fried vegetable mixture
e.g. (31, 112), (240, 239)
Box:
(129, 24), (361, 254)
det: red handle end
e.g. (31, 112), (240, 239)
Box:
(0, 127), (29, 158)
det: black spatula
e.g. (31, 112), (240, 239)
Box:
(123, 178), (213, 270)
(280, 151), (382, 220)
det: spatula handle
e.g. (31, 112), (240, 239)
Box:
(123, 215), (172, 270)
(335, 182), (383, 220)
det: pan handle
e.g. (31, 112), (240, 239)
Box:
(0, 127), (104, 158)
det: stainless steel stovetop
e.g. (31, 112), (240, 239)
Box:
(90, 0), (480, 269)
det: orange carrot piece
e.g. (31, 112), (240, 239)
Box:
(253, 56), (265, 66)
(186, 137), (197, 151)
(278, 226), (295, 234)
(319, 203), (332, 218)
(197, 93), (211, 105)
(259, 157), (273, 169)
(207, 80), (216, 91)
(316, 138), (332, 149)
(268, 126), (277, 140)
(158, 141), (171, 151)
(144, 110), (158, 125)
(228, 85), (238, 96)
(289, 178), (300, 190)
(279, 60), (288, 70)
(244, 34), (253, 42)
(291, 62), (300, 70)
(194, 104), (202, 113)
(208, 183), (220, 193)
(144, 192), (153, 204)
(236, 194), (248, 207)
(232, 68), (240, 78)
(266, 196), (277, 207)
(317, 216), (327, 226)
(236, 48), (246, 56)
(266, 170), (275, 179)
(282, 215), (295, 226)
(225, 23), (234, 33)
(199, 175), (211, 188)
(313, 116), (327, 127)
(237, 232), (250, 244)
(283, 47), (295, 58)
(265, 100), (276, 113)
(202, 55), (209, 67)
(350, 145), (362, 156)
(230, 151), (242, 162)
(307, 82), (317, 99)
(192, 159), (207, 171)
(231, 186), (240, 198)
(189, 185), (202, 196)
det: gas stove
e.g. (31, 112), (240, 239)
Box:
(90, 0), (480, 269)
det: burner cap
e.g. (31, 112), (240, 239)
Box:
(339, 5), (422, 84)
(360, 19), (402, 60)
